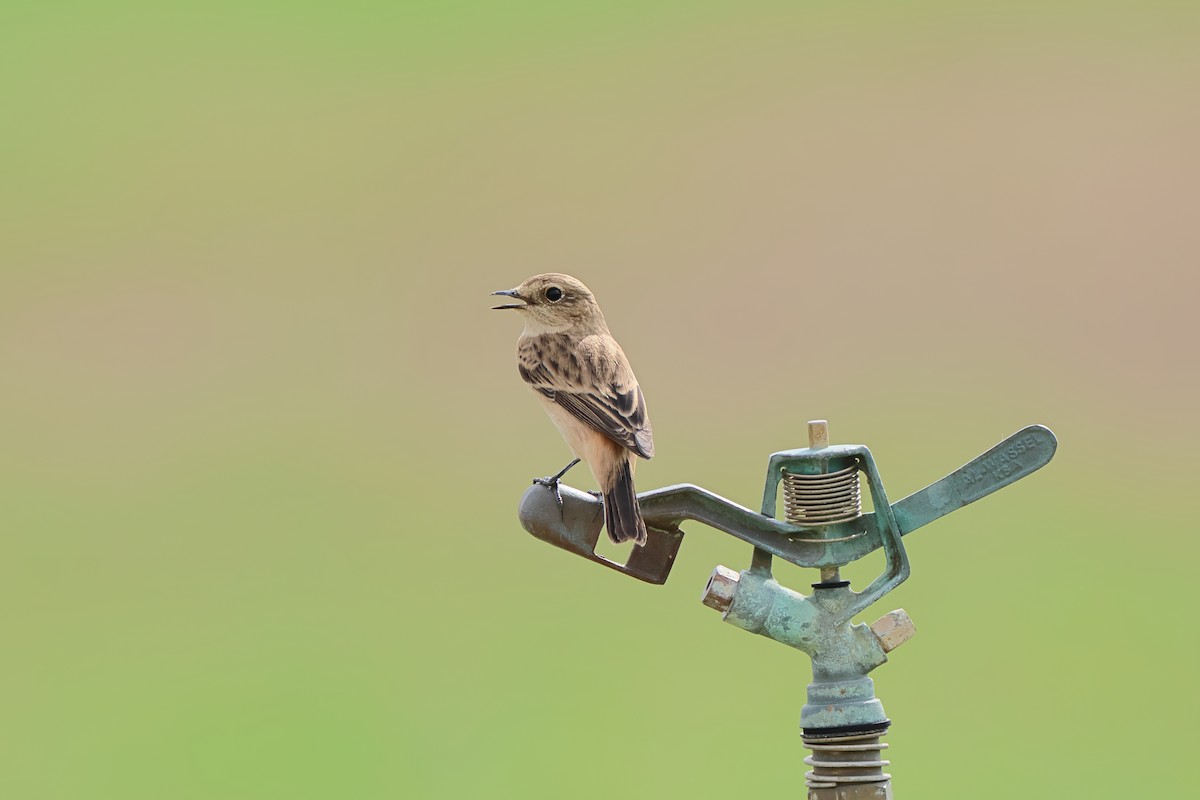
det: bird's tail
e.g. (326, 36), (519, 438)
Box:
(604, 456), (647, 546)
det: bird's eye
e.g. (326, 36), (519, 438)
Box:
(546, 286), (563, 302)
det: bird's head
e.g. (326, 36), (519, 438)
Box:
(492, 273), (606, 334)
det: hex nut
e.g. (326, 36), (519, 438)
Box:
(870, 608), (916, 652)
(701, 565), (740, 613)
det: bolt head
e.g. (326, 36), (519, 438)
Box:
(870, 608), (916, 653)
(808, 420), (829, 449)
(701, 565), (740, 613)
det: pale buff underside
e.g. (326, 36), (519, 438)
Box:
(536, 393), (632, 491)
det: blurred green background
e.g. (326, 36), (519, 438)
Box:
(2, 1), (1197, 797)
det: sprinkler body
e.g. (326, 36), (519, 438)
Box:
(709, 568), (897, 730)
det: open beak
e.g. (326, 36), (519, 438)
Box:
(491, 289), (526, 310)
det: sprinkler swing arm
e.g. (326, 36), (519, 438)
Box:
(518, 424), (1057, 587)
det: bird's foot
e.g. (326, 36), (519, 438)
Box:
(533, 458), (581, 508)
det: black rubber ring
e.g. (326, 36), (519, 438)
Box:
(810, 580), (851, 589)
(802, 720), (891, 739)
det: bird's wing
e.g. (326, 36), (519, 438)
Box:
(519, 334), (655, 459)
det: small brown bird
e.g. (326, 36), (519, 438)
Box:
(493, 273), (654, 545)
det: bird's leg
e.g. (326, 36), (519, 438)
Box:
(533, 458), (581, 508)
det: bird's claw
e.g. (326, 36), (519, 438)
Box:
(533, 458), (581, 509)
(532, 475), (566, 508)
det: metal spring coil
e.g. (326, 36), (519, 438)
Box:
(801, 730), (891, 790)
(782, 463), (862, 525)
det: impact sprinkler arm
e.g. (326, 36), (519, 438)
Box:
(521, 424), (1057, 586)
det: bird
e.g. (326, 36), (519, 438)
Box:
(493, 273), (654, 546)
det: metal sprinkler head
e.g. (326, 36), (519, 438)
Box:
(514, 420), (1057, 798)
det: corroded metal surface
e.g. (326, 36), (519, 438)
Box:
(710, 565), (901, 730)
(889, 424), (1057, 534)
(700, 565), (739, 612)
